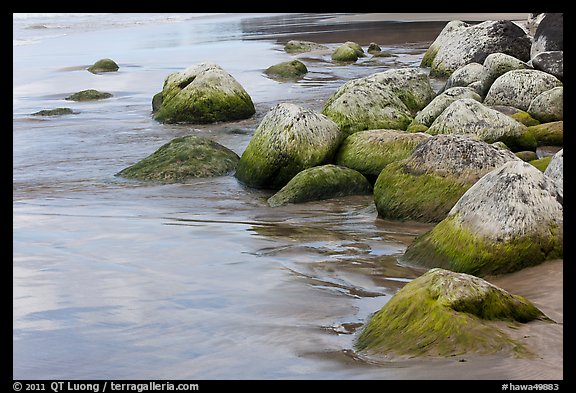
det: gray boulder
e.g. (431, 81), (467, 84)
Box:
(482, 52), (531, 84)
(483, 69), (562, 112)
(407, 87), (482, 132)
(153, 62), (255, 124)
(373, 134), (520, 223)
(544, 148), (563, 189)
(439, 62), (492, 97)
(402, 160), (563, 276)
(426, 98), (536, 152)
(322, 68), (434, 136)
(421, 20), (531, 77)
(235, 103), (344, 189)
(531, 51), (563, 80)
(527, 86), (563, 123)
(531, 13), (563, 59)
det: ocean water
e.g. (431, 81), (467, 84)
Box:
(13, 13), (555, 380)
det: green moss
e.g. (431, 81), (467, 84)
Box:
(515, 151), (539, 162)
(335, 131), (426, 180)
(267, 164), (372, 207)
(526, 121), (563, 146)
(406, 123), (429, 133)
(116, 135), (239, 182)
(154, 88), (255, 124)
(498, 128), (538, 152)
(87, 58), (119, 73)
(420, 47), (438, 68)
(529, 156), (552, 172)
(355, 268), (547, 357)
(65, 89), (112, 101)
(31, 108), (77, 116)
(402, 214), (563, 277)
(373, 161), (469, 223)
(510, 111), (540, 127)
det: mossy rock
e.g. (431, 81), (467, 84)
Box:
(267, 164), (372, 207)
(322, 69), (434, 136)
(264, 60), (308, 79)
(402, 160), (563, 276)
(355, 268), (549, 358)
(526, 121), (563, 146)
(331, 44), (359, 62)
(284, 40), (328, 53)
(235, 103), (344, 189)
(373, 134), (520, 223)
(31, 108), (78, 116)
(515, 150), (539, 162)
(334, 129), (429, 182)
(528, 155), (552, 172)
(527, 86), (563, 123)
(116, 135), (239, 182)
(367, 42), (381, 54)
(427, 98), (537, 152)
(406, 87), (482, 132)
(154, 62), (255, 124)
(544, 149), (563, 189)
(87, 58), (119, 73)
(65, 89), (113, 101)
(488, 105), (541, 127)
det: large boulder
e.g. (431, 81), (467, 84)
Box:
(267, 164), (372, 207)
(153, 62), (255, 124)
(355, 268), (549, 358)
(483, 69), (562, 111)
(544, 149), (563, 189)
(426, 98), (536, 152)
(531, 51), (563, 81)
(334, 129), (430, 182)
(421, 20), (531, 77)
(235, 103), (344, 189)
(482, 52), (531, 84)
(115, 135), (240, 182)
(402, 160), (563, 276)
(527, 86), (563, 123)
(530, 13), (563, 59)
(331, 41), (365, 62)
(322, 69), (434, 136)
(438, 62), (491, 97)
(373, 134), (520, 223)
(406, 87), (482, 132)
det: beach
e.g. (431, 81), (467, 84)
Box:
(13, 12), (562, 381)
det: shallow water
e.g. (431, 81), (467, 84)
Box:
(13, 13), (561, 380)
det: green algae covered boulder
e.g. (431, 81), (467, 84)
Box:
(355, 268), (549, 358)
(87, 58), (119, 73)
(264, 60), (308, 79)
(65, 89), (112, 101)
(526, 121), (563, 147)
(235, 103), (344, 190)
(31, 108), (78, 116)
(322, 69), (434, 136)
(154, 62), (255, 124)
(331, 41), (365, 62)
(402, 160), (563, 277)
(116, 135), (239, 182)
(284, 40), (328, 53)
(334, 129), (429, 182)
(267, 164), (372, 207)
(373, 134), (520, 223)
